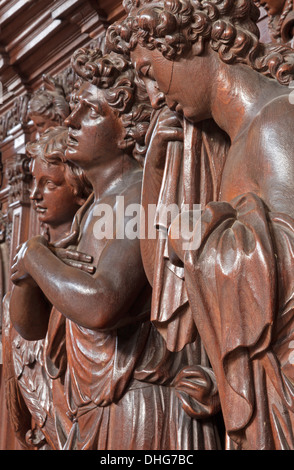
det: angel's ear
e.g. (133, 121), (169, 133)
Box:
(103, 76), (134, 112)
(190, 36), (205, 57)
(116, 88), (133, 113)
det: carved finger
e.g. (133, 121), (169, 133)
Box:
(161, 116), (182, 127)
(12, 251), (23, 265)
(12, 255), (18, 264)
(11, 270), (21, 283)
(11, 274), (18, 284)
(62, 259), (96, 274)
(11, 263), (19, 273)
(64, 250), (93, 263)
(158, 111), (182, 128)
(55, 248), (93, 263)
(158, 127), (184, 141)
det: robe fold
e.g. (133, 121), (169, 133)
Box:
(166, 192), (294, 449)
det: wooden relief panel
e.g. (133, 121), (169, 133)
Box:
(1, 0), (294, 451)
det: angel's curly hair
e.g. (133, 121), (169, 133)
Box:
(70, 47), (153, 165)
(107, 0), (294, 86)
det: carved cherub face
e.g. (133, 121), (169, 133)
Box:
(258, 0), (286, 15)
(28, 76), (70, 134)
(65, 82), (125, 168)
(30, 156), (83, 228)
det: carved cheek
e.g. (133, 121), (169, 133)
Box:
(260, 0), (285, 14)
(152, 61), (174, 95)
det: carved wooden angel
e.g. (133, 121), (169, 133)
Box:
(108, 0), (294, 450)
(28, 75), (70, 135)
(4, 127), (92, 449)
(10, 48), (222, 450)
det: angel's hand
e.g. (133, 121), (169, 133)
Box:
(49, 246), (95, 274)
(146, 105), (183, 169)
(11, 236), (48, 285)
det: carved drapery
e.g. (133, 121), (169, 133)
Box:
(2, 0), (294, 451)
(0, 0), (123, 450)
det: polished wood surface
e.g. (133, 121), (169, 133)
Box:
(0, 0), (123, 450)
(1, 0), (294, 451)
(107, 0), (294, 449)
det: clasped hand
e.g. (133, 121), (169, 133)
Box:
(11, 236), (47, 285)
(11, 235), (95, 285)
(146, 105), (183, 169)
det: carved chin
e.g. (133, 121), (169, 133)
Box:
(181, 107), (201, 123)
(65, 146), (78, 159)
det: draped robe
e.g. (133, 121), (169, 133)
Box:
(151, 115), (294, 449)
(44, 188), (222, 450)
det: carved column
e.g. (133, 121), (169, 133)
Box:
(5, 153), (32, 268)
(0, 153), (31, 451)
(0, 204), (9, 365)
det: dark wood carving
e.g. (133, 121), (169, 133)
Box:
(2, 0), (294, 452)
(0, 96), (31, 143)
(0, 0), (125, 452)
(27, 76), (71, 136)
(107, 0), (294, 450)
(4, 127), (92, 449)
(8, 47), (222, 450)
(256, 0), (294, 43)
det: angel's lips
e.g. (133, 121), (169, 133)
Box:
(35, 206), (47, 213)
